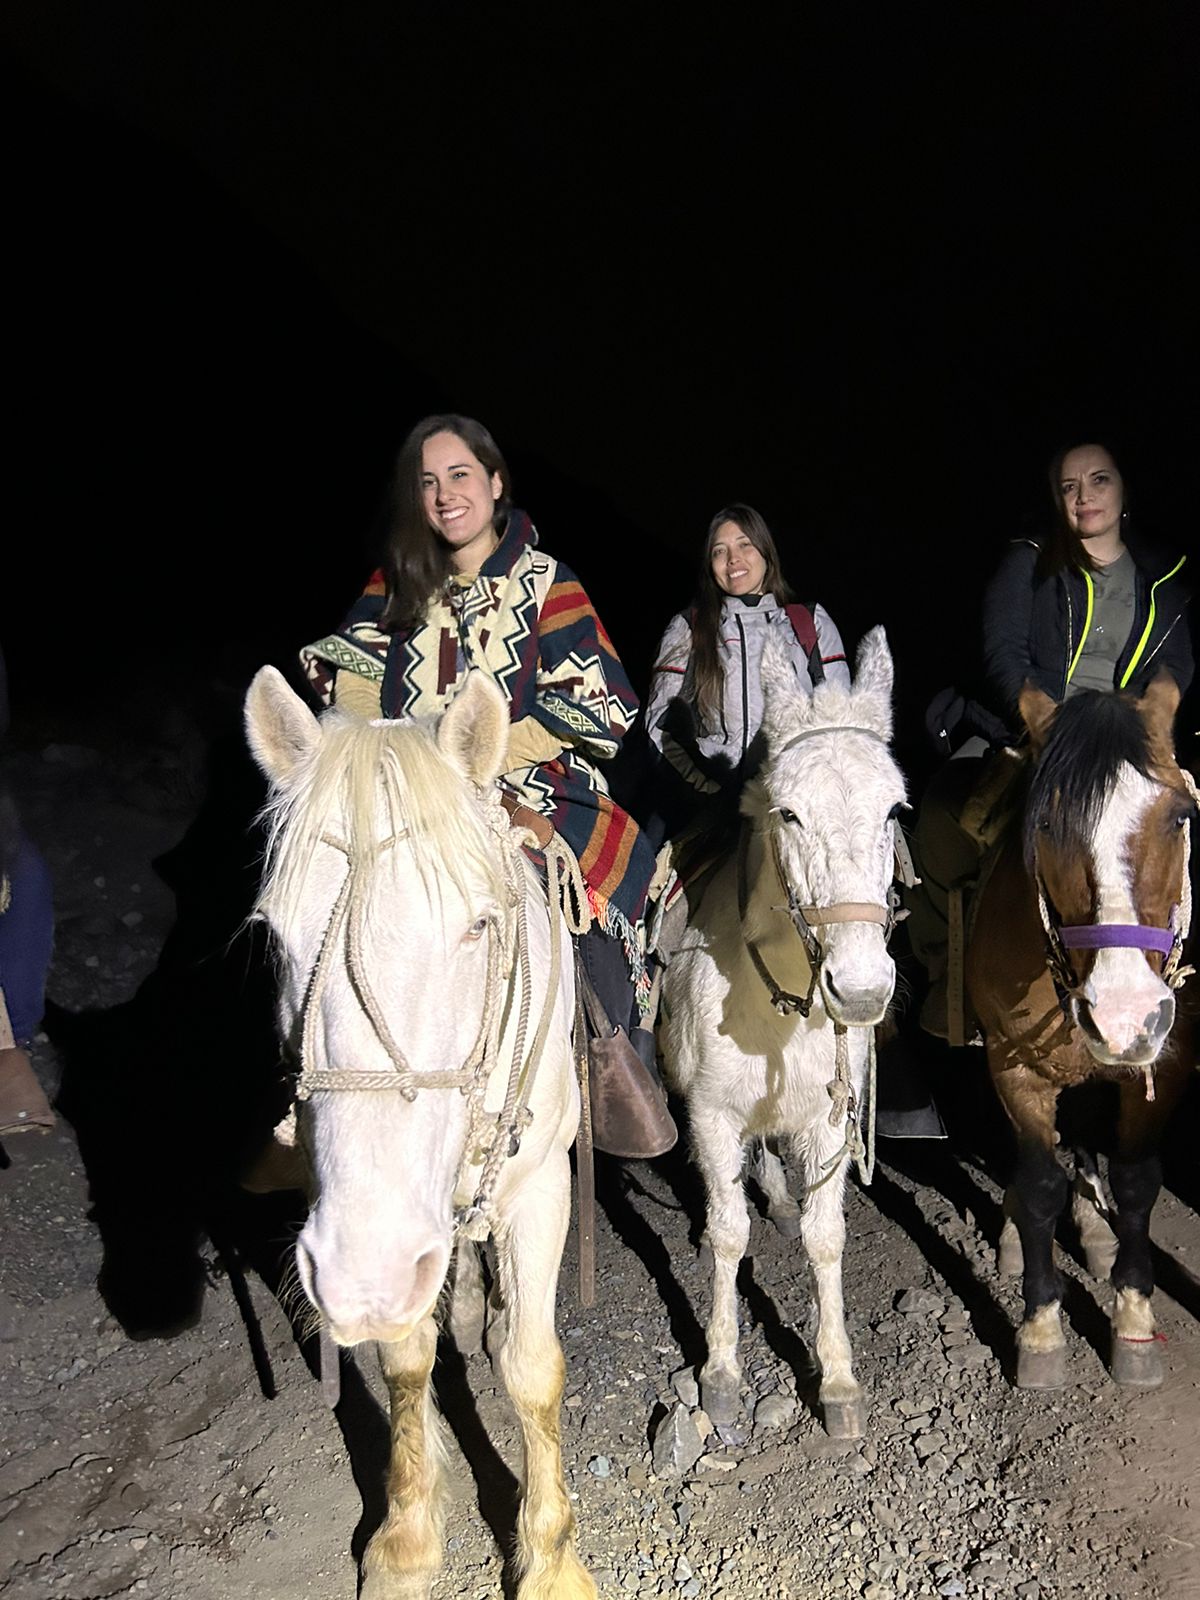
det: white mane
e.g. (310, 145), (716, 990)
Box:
(255, 709), (506, 930)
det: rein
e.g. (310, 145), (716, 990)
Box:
(285, 789), (588, 1245)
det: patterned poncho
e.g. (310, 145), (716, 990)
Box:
(300, 511), (657, 1007)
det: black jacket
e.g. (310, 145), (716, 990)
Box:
(982, 533), (1192, 727)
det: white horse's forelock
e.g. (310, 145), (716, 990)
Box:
(759, 623), (894, 757)
(256, 708), (506, 927)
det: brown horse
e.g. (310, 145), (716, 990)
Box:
(967, 675), (1195, 1390)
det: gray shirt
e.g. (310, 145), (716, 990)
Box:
(1068, 549), (1137, 696)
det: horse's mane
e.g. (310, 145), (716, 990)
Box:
(257, 711), (507, 925)
(1024, 690), (1156, 868)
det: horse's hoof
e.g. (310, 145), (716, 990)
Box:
(822, 1397), (866, 1438)
(449, 1311), (485, 1355)
(1111, 1335), (1164, 1388)
(1084, 1242), (1119, 1281)
(769, 1207), (805, 1241)
(1015, 1345), (1066, 1389)
(997, 1221), (1024, 1278)
(360, 1571), (435, 1600)
(700, 1371), (742, 1425)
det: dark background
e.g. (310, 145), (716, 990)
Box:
(3, 3), (1197, 784)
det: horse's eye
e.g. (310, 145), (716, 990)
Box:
(887, 802), (907, 821)
(777, 807), (800, 826)
(465, 916), (489, 942)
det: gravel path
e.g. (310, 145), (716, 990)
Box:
(2, 701), (1198, 1600)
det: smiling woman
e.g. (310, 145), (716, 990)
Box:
(641, 502), (850, 847)
(297, 413), (677, 1160)
(983, 438), (1193, 719)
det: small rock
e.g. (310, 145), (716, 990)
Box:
(897, 1288), (944, 1316)
(754, 1394), (796, 1430)
(651, 1405), (705, 1477)
(670, 1368), (700, 1408)
(914, 1432), (948, 1459)
(587, 1455), (611, 1478)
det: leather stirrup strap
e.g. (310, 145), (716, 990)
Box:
(572, 951), (596, 1307)
(947, 885), (966, 1049)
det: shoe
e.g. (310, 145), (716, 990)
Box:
(588, 1026), (678, 1160)
(0, 1046), (56, 1136)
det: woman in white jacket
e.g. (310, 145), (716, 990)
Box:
(644, 503), (850, 843)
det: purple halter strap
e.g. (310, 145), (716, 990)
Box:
(1058, 919), (1176, 956)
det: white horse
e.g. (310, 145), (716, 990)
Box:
(244, 666), (595, 1600)
(659, 626), (907, 1438)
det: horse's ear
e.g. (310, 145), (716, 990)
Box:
(1018, 681), (1057, 752)
(759, 627), (803, 745)
(1137, 670), (1181, 766)
(245, 665), (322, 783)
(851, 626), (894, 738)
(438, 670), (510, 787)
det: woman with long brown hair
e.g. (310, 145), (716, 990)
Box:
(983, 440), (1191, 720)
(298, 412), (677, 1159)
(643, 503), (850, 842)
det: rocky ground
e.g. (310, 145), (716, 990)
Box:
(2, 684), (1199, 1600)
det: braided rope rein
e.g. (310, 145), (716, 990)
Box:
(282, 787), (589, 1242)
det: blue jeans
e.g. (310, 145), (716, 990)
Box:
(0, 833), (55, 1045)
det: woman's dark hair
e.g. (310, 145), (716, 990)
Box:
(379, 413), (513, 631)
(689, 504), (793, 732)
(1037, 438), (1129, 580)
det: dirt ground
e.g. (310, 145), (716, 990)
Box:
(2, 689), (1199, 1600)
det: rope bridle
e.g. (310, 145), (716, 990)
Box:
(282, 788), (588, 1243)
(737, 722), (917, 1190)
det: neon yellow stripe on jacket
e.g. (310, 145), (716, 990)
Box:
(1119, 555), (1188, 688)
(1066, 569), (1094, 688)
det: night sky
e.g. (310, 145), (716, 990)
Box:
(4, 4), (1197, 779)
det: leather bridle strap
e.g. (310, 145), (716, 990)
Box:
(799, 903), (889, 927)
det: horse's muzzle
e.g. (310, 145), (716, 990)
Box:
(1073, 992), (1175, 1068)
(819, 966), (896, 1027)
(295, 1232), (450, 1348)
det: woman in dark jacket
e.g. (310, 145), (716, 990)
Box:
(908, 438), (1192, 1048)
(983, 440), (1192, 724)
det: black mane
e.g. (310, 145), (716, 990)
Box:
(1024, 690), (1153, 868)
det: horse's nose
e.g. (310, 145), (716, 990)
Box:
(822, 964), (895, 1026)
(295, 1232), (450, 1347)
(1076, 991), (1175, 1066)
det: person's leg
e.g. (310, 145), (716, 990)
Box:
(0, 833), (56, 1134)
(577, 927), (677, 1159)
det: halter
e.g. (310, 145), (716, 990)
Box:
(736, 721), (916, 1188)
(1034, 766), (1197, 1000)
(281, 788), (587, 1243)
(738, 722), (911, 1018)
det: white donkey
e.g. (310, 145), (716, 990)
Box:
(659, 626), (907, 1438)
(245, 666), (595, 1600)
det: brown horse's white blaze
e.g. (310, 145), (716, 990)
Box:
(970, 675), (1194, 1394)
(245, 665), (595, 1600)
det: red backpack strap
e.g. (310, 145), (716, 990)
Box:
(784, 603), (818, 656)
